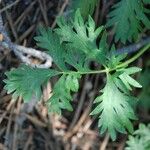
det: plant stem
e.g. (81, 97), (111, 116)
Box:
(59, 44), (150, 75)
(116, 43), (150, 69)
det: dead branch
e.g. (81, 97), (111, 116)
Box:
(0, 13), (52, 68)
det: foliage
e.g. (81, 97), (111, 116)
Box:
(4, 65), (59, 102)
(107, 0), (150, 43)
(34, 27), (67, 70)
(47, 74), (81, 114)
(125, 124), (150, 150)
(68, 0), (99, 19)
(91, 74), (137, 140)
(138, 68), (150, 109)
(143, 0), (150, 4)
(4, 10), (150, 141)
(90, 65), (141, 140)
(55, 10), (107, 65)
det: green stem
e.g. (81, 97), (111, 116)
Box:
(116, 43), (150, 69)
(59, 44), (150, 75)
(60, 69), (107, 75)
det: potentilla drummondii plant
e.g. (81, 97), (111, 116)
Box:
(4, 9), (150, 140)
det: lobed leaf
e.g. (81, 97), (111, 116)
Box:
(68, 0), (99, 20)
(34, 27), (67, 70)
(4, 65), (59, 102)
(125, 124), (150, 150)
(91, 74), (137, 140)
(47, 74), (81, 114)
(107, 0), (150, 43)
(56, 10), (107, 65)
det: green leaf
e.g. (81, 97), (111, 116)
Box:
(120, 73), (142, 88)
(64, 45), (89, 71)
(119, 73), (132, 91)
(4, 65), (59, 102)
(138, 68), (150, 109)
(119, 72), (142, 90)
(68, 0), (99, 20)
(91, 74), (137, 140)
(125, 124), (150, 150)
(66, 74), (80, 92)
(34, 27), (67, 70)
(47, 74), (80, 114)
(56, 10), (107, 65)
(125, 136), (146, 150)
(143, 0), (150, 4)
(118, 67), (142, 75)
(107, 45), (127, 68)
(107, 0), (150, 43)
(113, 77), (129, 95)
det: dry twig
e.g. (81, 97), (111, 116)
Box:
(0, 13), (52, 68)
